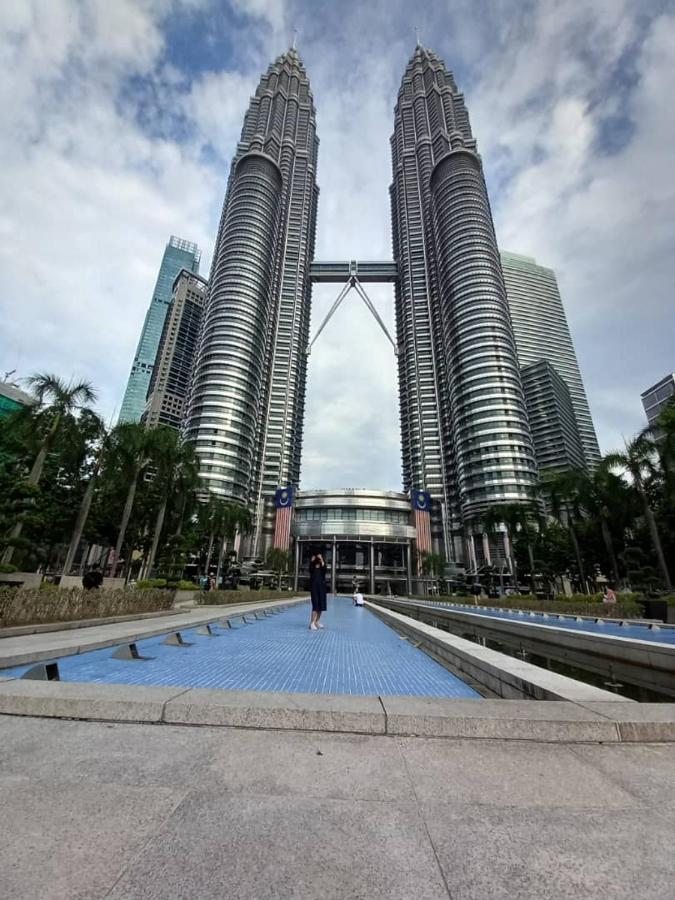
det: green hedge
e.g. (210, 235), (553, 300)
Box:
(0, 587), (173, 628)
(196, 589), (307, 606)
(408, 593), (645, 619)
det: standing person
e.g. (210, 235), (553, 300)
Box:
(309, 551), (327, 630)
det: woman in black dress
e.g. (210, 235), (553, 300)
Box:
(308, 552), (327, 630)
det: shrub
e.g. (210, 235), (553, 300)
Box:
(175, 580), (198, 590)
(39, 580), (59, 591)
(0, 563), (17, 574)
(0, 587), (173, 628)
(136, 578), (168, 590)
(408, 593), (644, 619)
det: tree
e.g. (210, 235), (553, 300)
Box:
(418, 550), (445, 594)
(543, 470), (588, 591)
(61, 416), (108, 575)
(1, 373), (96, 565)
(482, 503), (540, 593)
(215, 502), (253, 585)
(104, 423), (155, 576)
(266, 547), (292, 588)
(142, 429), (199, 579)
(605, 434), (672, 590)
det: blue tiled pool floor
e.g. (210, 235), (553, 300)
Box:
(5, 598), (479, 698)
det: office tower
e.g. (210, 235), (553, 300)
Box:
(390, 45), (538, 562)
(0, 381), (34, 418)
(142, 269), (208, 430)
(119, 236), (201, 423)
(521, 360), (586, 475)
(185, 48), (319, 553)
(641, 373), (675, 428)
(501, 252), (601, 469)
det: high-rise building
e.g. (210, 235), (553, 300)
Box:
(501, 252), (601, 469)
(0, 381), (34, 418)
(142, 269), (208, 430)
(185, 48), (319, 553)
(521, 360), (586, 475)
(390, 45), (538, 563)
(641, 373), (675, 428)
(119, 236), (201, 423)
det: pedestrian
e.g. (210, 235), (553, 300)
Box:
(82, 564), (103, 590)
(353, 590), (365, 607)
(309, 551), (327, 630)
(603, 585), (617, 604)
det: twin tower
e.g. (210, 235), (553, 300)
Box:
(184, 45), (538, 563)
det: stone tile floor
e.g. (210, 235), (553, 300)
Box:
(2, 597), (479, 698)
(1, 715), (674, 899)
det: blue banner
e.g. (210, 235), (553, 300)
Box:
(411, 489), (431, 512)
(274, 485), (294, 508)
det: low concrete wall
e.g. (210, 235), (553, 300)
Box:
(373, 597), (675, 699)
(0, 572), (42, 589)
(58, 576), (126, 591)
(366, 601), (623, 703)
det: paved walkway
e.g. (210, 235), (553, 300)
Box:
(1, 714), (673, 899)
(2, 598), (479, 698)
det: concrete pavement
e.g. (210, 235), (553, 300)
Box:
(1, 714), (674, 899)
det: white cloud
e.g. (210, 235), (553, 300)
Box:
(1, 0), (672, 493)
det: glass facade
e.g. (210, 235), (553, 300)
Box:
(391, 46), (537, 562)
(501, 251), (601, 469)
(185, 48), (319, 556)
(119, 236), (201, 423)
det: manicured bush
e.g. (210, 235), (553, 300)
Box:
(0, 587), (173, 628)
(175, 580), (198, 590)
(0, 563), (17, 574)
(407, 593), (644, 619)
(196, 589), (307, 606)
(135, 578), (168, 590)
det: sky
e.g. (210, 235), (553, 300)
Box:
(1, 0), (674, 492)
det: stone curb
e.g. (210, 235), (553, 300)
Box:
(0, 680), (674, 742)
(0, 598), (308, 670)
(365, 601), (624, 702)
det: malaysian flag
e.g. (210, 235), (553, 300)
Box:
(412, 489), (432, 570)
(273, 486), (294, 550)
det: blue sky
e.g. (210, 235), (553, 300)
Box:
(1, 0), (674, 491)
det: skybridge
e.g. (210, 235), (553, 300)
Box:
(307, 259), (399, 354)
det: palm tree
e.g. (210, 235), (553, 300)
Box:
(142, 429), (199, 579)
(1, 373), (96, 565)
(266, 547), (292, 588)
(107, 423), (155, 576)
(418, 550), (445, 594)
(482, 503), (539, 592)
(543, 470), (588, 591)
(61, 417), (108, 576)
(215, 502), (253, 586)
(605, 435), (672, 591)
(577, 463), (626, 586)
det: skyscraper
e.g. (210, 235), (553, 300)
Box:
(521, 360), (586, 475)
(501, 252), (601, 469)
(142, 269), (208, 430)
(185, 48), (319, 553)
(119, 236), (201, 423)
(390, 45), (538, 563)
(641, 373), (675, 428)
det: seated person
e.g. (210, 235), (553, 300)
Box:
(353, 591), (365, 606)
